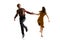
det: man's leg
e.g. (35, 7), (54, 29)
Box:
(20, 23), (25, 38)
(20, 18), (25, 38)
(23, 24), (28, 32)
(22, 18), (28, 32)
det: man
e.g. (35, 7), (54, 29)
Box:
(14, 4), (35, 38)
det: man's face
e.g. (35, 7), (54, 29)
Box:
(19, 4), (21, 7)
(17, 4), (21, 8)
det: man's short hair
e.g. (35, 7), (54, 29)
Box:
(17, 4), (20, 7)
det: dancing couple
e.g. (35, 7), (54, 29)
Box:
(14, 4), (50, 38)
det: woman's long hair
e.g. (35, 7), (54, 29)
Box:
(42, 7), (46, 13)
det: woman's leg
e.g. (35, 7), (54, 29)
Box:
(38, 20), (44, 37)
(40, 26), (43, 37)
(40, 25), (44, 37)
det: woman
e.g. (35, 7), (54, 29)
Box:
(36, 7), (50, 37)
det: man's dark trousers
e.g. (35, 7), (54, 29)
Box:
(19, 16), (28, 38)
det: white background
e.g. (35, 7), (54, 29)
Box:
(0, 0), (60, 40)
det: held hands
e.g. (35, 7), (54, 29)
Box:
(31, 12), (39, 15)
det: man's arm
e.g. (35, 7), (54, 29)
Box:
(14, 10), (18, 21)
(24, 9), (35, 14)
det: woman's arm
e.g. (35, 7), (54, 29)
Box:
(46, 13), (50, 22)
